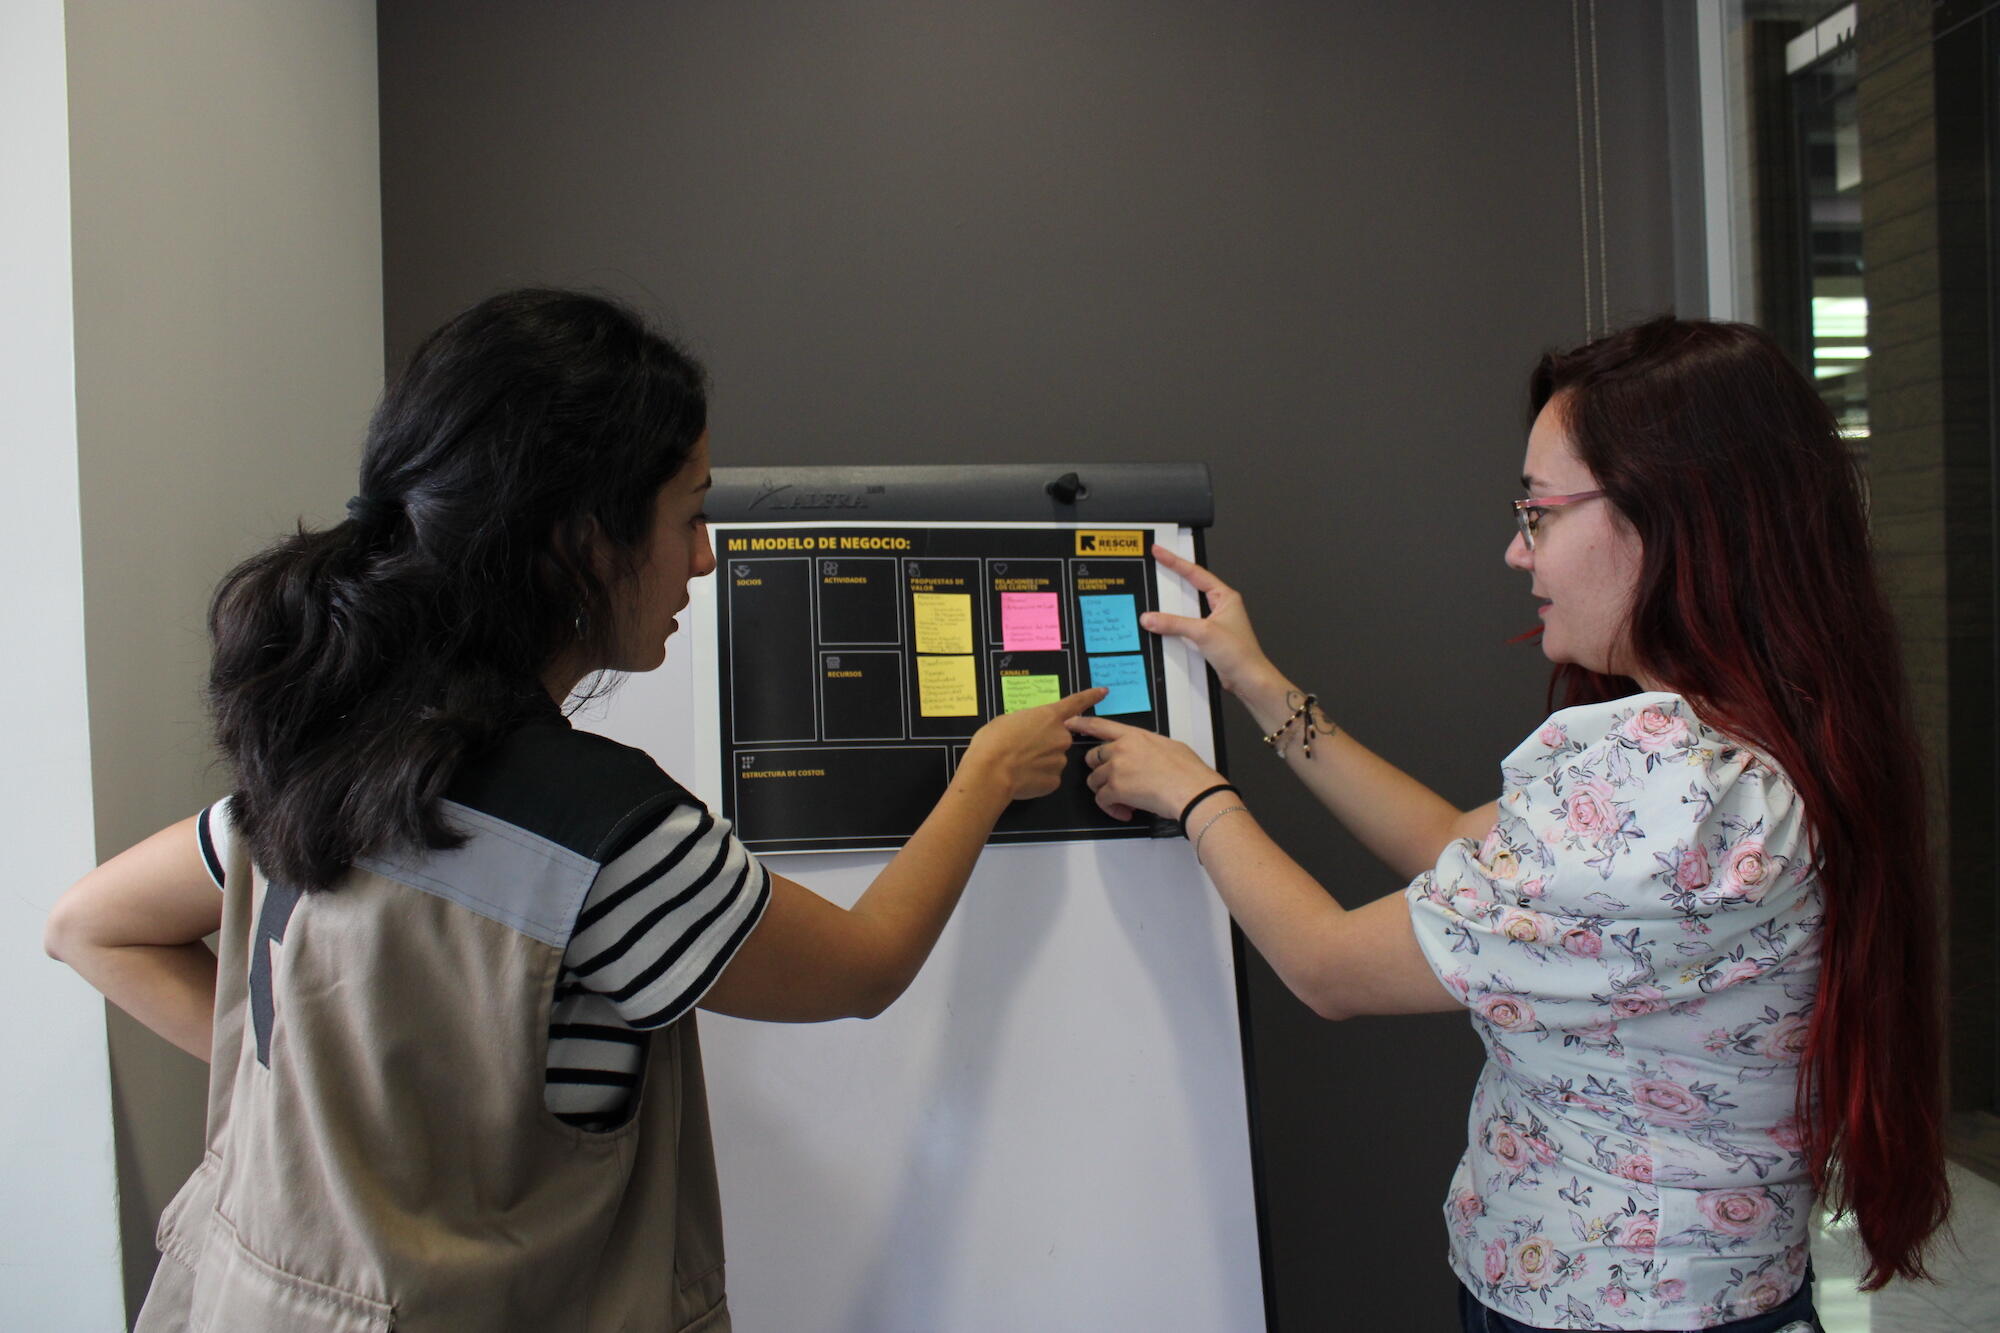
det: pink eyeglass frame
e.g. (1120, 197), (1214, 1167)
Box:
(1512, 489), (1605, 550)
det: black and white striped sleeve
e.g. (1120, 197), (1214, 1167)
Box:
(563, 800), (772, 1029)
(195, 798), (235, 891)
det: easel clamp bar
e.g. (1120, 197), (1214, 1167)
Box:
(705, 463), (1214, 527)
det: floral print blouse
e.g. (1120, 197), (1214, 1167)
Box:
(1405, 693), (1821, 1330)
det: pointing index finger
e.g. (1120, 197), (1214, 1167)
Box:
(1066, 714), (1136, 740)
(1151, 543), (1227, 595)
(1051, 687), (1110, 720)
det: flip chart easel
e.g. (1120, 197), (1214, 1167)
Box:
(578, 463), (1270, 1332)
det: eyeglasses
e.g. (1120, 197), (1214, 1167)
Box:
(1512, 489), (1604, 551)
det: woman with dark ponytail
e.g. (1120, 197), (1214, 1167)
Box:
(1071, 317), (1948, 1331)
(46, 289), (1100, 1332)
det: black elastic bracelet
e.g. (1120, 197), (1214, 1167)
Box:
(1178, 783), (1242, 839)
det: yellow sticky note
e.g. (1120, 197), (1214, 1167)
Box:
(916, 655), (980, 717)
(911, 593), (973, 654)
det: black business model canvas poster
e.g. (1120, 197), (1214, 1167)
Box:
(712, 523), (1172, 853)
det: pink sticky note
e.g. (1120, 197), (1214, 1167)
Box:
(1000, 592), (1062, 651)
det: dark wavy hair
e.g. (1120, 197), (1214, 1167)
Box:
(1531, 316), (1947, 1289)
(208, 289), (707, 892)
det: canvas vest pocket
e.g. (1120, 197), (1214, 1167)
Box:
(185, 1213), (394, 1333)
(134, 1154), (220, 1333)
(152, 1153), (221, 1273)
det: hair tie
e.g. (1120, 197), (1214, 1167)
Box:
(1177, 783), (1242, 839)
(344, 493), (401, 531)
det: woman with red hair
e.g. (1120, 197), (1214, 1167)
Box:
(1072, 316), (1948, 1332)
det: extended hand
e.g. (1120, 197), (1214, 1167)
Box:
(1067, 714), (1225, 823)
(966, 688), (1107, 801)
(1141, 545), (1278, 698)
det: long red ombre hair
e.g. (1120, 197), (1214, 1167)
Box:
(1531, 317), (1948, 1290)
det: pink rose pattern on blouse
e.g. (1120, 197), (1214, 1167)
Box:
(1406, 695), (1822, 1329)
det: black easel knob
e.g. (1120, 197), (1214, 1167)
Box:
(1047, 472), (1088, 504)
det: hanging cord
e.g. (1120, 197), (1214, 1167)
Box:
(1572, 0), (1593, 338)
(1571, 0), (1609, 339)
(1590, 0), (1608, 335)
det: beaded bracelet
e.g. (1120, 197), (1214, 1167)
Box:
(1192, 805), (1251, 866)
(1261, 691), (1339, 760)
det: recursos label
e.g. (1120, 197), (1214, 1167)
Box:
(1075, 530), (1145, 557)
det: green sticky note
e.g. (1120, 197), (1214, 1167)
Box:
(999, 673), (1061, 713)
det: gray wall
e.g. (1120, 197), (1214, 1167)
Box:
(378, 2), (1678, 1326)
(60, 1), (384, 1318)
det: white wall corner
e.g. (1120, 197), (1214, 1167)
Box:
(9, 0), (386, 1324)
(0, 0), (124, 1327)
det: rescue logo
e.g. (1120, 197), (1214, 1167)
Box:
(1075, 530), (1145, 557)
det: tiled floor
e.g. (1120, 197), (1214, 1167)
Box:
(1812, 1162), (2000, 1331)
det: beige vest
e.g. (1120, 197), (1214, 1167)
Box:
(137, 842), (730, 1333)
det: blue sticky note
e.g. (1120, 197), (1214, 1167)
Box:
(1088, 654), (1151, 716)
(1079, 594), (1141, 654)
